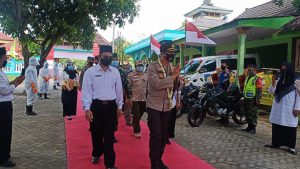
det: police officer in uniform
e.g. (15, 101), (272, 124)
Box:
(82, 45), (123, 169)
(147, 41), (180, 169)
(79, 56), (94, 91)
(0, 47), (24, 167)
(128, 60), (147, 138)
(111, 53), (132, 126)
(242, 65), (263, 134)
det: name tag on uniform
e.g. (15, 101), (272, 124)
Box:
(95, 75), (102, 77)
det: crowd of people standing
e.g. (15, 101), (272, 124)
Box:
(1, 40), (300, 169)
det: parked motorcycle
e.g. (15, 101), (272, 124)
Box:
(188, 82), (246, 127)
(176, 80), (202, 118)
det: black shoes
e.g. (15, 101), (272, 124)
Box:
(159, 160), (169, 169)
(0, 160), (16, 167)
(38, 93), (43, 100)
(44, 94), (50, 99)
(92, 157), (100, 164)
(242, 125), (256, 134)
(26, 105), (37, 116)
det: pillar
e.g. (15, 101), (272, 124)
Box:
(236, 27), (248, 76)
(202, 44), (207, 57)
(180, 44), (185, 70)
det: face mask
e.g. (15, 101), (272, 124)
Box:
(111, 61), (119, 68)
(281, 69), (287, 76)
(101, 57), (112, 66)
(2, 60), (7, 67)
(88, 62), (94, 66)
(136, 66), (144, 72)
(44, 64), (49, 68)
(221, 66), (226, 70)
(67, 65), (74, 71)
(165, 53), (175, 62)
(248, 70), (255, 76)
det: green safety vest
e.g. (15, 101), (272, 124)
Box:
(243, 76), (258, 99)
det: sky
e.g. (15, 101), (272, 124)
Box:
(98, 0), (271, 43)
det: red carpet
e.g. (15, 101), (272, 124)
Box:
(65, 92), (215, 169)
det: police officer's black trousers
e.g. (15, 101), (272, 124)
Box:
(0, 101), (13, 163)
(147, 108), (170, 161)
(168, 107), (177, 139)
(90, 100), (117, 168)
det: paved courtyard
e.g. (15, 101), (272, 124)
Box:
(1, 85), (300, 169)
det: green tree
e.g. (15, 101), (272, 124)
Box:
(0, 0), (140, 66)
(113, 36), (132, 64)
(273, 0), (300, 8)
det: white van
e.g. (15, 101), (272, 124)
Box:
(181, 54), (260, 86)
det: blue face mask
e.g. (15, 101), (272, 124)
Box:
(111, 61), (119, 68)
(136, 66), (144, 72)
(67, 65), (74, 71)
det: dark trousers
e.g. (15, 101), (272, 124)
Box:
(168, 107), (177, 138)
(147, 108), (170, 161)
(132, 101), (146, 134)
(0, 101), (13, 163)
(90, 100), (117, 168)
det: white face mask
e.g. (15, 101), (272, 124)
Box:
(136, 66), (144, 72)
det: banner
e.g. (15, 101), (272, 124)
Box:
(257, 69), (278, 106)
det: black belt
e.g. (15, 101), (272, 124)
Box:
(92, 99), (116, 105)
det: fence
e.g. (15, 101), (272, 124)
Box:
(3, 59), (24, 75)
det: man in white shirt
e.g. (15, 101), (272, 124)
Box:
(82, 45), (123, 169)
(0, 47), (24, 167)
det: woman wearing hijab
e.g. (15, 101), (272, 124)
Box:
(61, 61), (79, 120)
(266, 63), (300, 155)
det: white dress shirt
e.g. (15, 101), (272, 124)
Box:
(268, 84), (300, 127)
(0, 70), (15, 102)
(81, 64), (123, 111)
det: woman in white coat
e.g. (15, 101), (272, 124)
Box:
(265, 63), (300, 155)
(24, 57), (39, 115)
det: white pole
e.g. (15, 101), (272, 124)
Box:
(112, 22), (116, 52)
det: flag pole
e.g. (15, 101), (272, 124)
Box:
(183, 20), (187, 72)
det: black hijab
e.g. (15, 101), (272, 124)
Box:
(274, 62), (295, 102)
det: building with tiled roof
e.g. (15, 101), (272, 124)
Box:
(178, 0), (232, 31)
(0, 32), (14, 45)
(236, 0), (297, 19)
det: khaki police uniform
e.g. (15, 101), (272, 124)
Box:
(128, 61), (148, 135)
(146, 61), (174, 163)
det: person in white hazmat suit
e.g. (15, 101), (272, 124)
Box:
(25, 57), (39, 115)
(53, 61), (60, 90)
(38, 62), (50, 99)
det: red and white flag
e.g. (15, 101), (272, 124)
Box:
(185, 21), (216, 45)
(150, 35), (161, 55)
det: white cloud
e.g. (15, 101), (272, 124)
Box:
(98, 0), (270, 43)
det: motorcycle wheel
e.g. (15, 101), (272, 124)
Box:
(188, 106), (206, 127)
(232, 113), (247, 125)
(232, 100), (247, 125)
